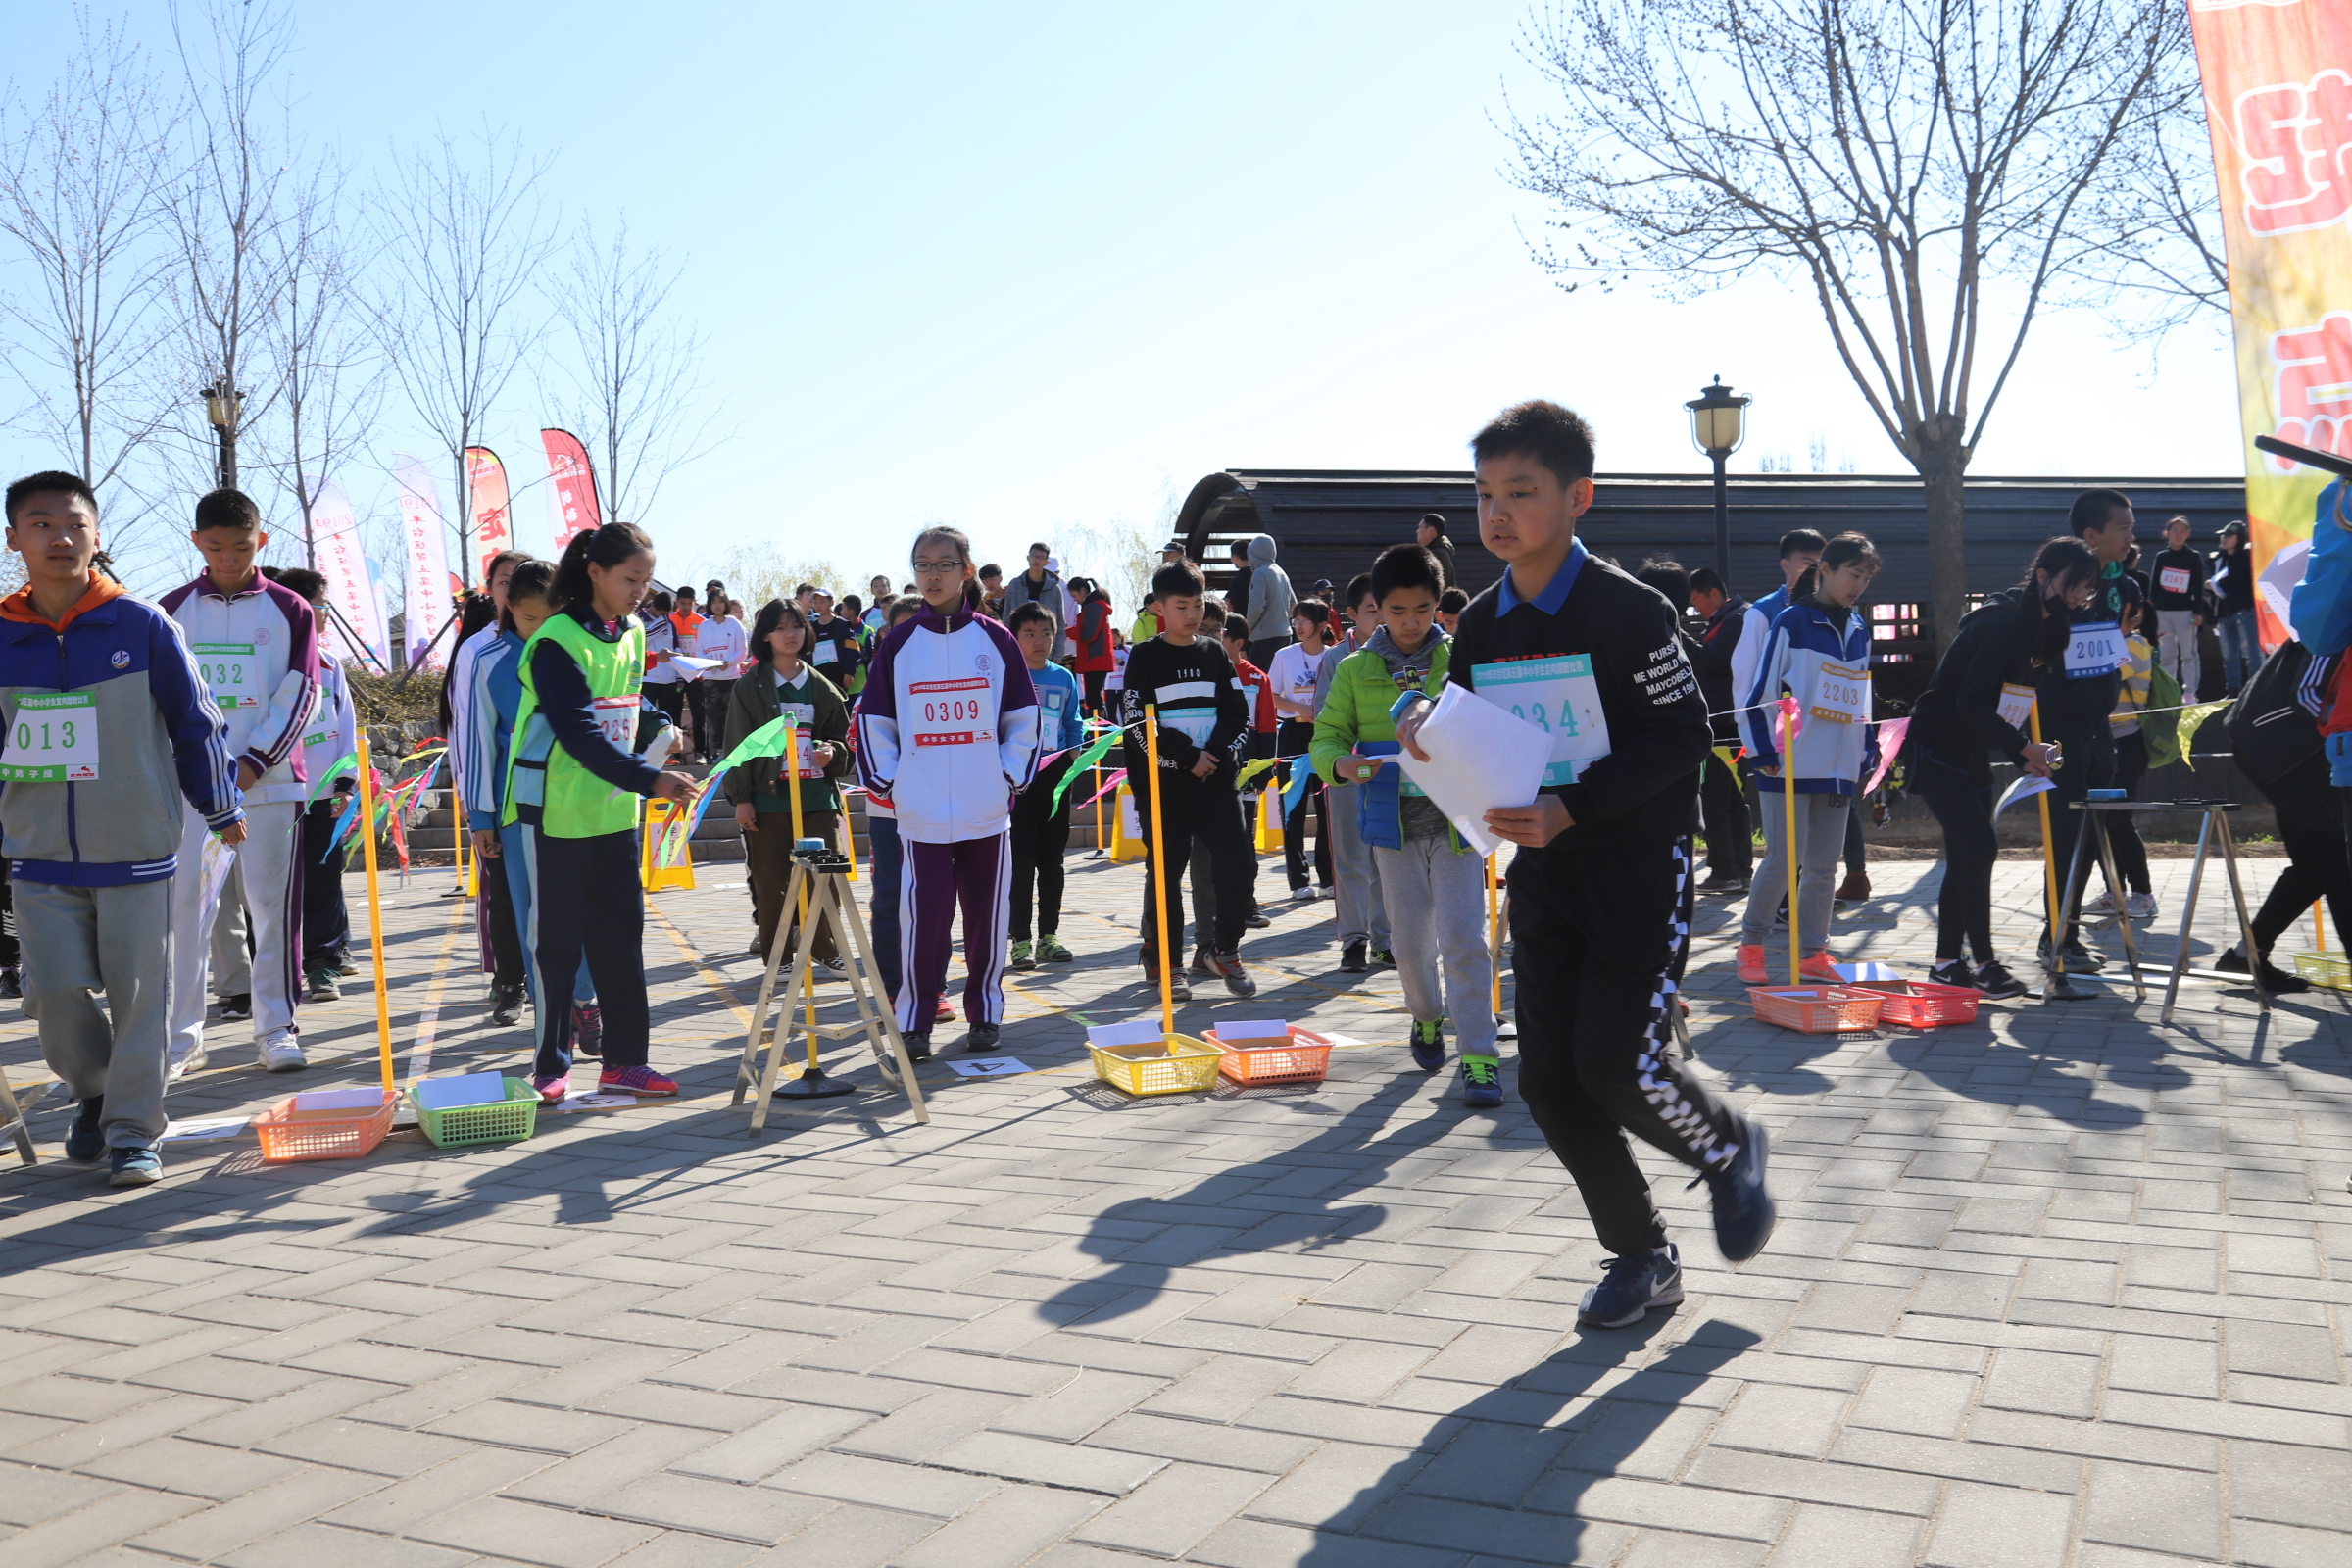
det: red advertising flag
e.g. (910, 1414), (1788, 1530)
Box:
(540, 427), (603, 552)
(465, 446), (513, 581)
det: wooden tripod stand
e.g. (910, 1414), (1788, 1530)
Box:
(731, 845), (930, 1133)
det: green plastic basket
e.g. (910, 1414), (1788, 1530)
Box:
(406, 1077), (540, 1148)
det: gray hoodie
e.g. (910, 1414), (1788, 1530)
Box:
(1242, 535), (1294, 644)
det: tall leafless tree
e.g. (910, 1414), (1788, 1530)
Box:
(260, 159), (383, 568)
(374, 128), (555, 583)
(2070, 41), (2228, 340)
(1502, 0), (2190, 645)
(552, 219), (716, 530)
(0, 11), (176, 547)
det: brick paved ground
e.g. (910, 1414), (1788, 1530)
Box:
(1, 840), (2346, 1567)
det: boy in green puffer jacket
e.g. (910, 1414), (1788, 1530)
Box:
(1310, 543), (1502, 1108)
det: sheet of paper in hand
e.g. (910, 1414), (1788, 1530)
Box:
(1393, 681), (1554, 856)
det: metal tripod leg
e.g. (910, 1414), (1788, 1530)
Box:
(748, 869), (824, 1133)
(0, 1071), (45, 1166)
(2160, 811), (2215, 1024)
(732, 862), (808, 1106)
(2217, 811), (2272, 1016)
(2045, 803), (2096, 1003)
(2091, 814), (2147, 1003)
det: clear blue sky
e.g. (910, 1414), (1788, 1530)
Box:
(6, 0), (2241, 594)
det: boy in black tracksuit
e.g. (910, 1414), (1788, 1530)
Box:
(1120, 560), (1256, 1000)
(1397, 400), (1774, 1330)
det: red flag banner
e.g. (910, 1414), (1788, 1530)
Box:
(2189, 0), (2352, 647)
(541, 427), (603, 552)
(465, 446), (513, 581)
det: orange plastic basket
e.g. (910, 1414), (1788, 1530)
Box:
(1848, 980), (1982, 1028)
(1747, 985), (1886, 1033)
(253, 1088), (397, 1162)
(1204, 1024), (1334, 1086)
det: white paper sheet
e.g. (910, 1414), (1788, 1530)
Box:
(159, 1116), (249, 1143)
(947, 1057), (1034, 1077)
(1995, 774), (2056, 819)
(1391, 682), (1554, 856)
(198, 838), (236, 933)
(668, 655), (721, 673)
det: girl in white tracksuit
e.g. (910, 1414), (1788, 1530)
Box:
(1737, 532), (1882, 979)
(854, 527), (1041, 1056)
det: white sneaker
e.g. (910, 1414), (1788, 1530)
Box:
(1290, 885), (1323, 903)
(2082, 891), (2119, 917)
(257, 1030), (307, 1073)
(165, 1042), (208, 1083)
(2124, 892), (2158, 921)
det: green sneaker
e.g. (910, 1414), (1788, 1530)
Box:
(1459, 1054), (1505, 1109)
(1368, 948), (1397, 970)
(1035, 934), (1073, 963)
(1408, 1020), (1444, 1073)
(1008, 940), (1036, 972)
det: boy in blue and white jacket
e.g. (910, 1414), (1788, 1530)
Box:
(1736, 532), (1882, 984)
(0, 472), (242, 1185)
(855, 528), (1040, 1056)
(158, 489), (319, 1077)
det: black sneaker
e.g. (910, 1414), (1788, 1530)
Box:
(217, 993), (252, 1022)
(1244, 909), (1271, 930)
(1698, 873), (1749, 896)
(903, 1032), (932, 1061)
(2215, 947), (2310, 994)
(1340, 940), (1369, 974)
(1578, 1245), (1684, 1329)
(305, 967), (341, 1003)
(1189, 946), (1216, 978)
(2036, 937), (2106, 973)
(0, 967), (21, 999)
(572, 1003), (604, 1059)
(1210, 952), (1255, 999)
(489, 984), (524, 1027)
(1698, 1116), (1776, 1264)
(1973, 960), (2029, 1001)
(65, 1097), (104, 1164)
(967, 1021), (1002, 1052)
(1143, 961), (1193, 1003)
(1368, 949), (1396, 970)
(1927, 959), (1979, 990)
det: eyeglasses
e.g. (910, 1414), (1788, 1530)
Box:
(912, 560), (963, 575)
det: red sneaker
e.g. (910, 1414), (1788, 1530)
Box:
(1736, 944), (1768, 985)
(599, 1064), (678, 1097)
(1800, 950), (1842, 983)
(531, 1074), (568, 1104)
(934, 997), (956, 1023)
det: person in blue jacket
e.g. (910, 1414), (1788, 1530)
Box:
(1006, 601), (1084, 971)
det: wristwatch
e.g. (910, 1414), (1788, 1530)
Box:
(1387, 689), (1436, 726)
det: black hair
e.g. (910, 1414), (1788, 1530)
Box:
(912, 525), (983, 610)
(270, 566), (327, 602)
(979, 563), (1003, 581)
(1417, 513), (1451, 542)
(1778, 528), (1827, 560)
(1199, 597), (1228, 630)
(1151, 560), (1205, 599)
(1292, 600), (1333, 631)
(1795, 532), (1882, 600)
(2163, 514), (2192, 534)
(498, 559), (558, 633)
(1634, 557), (1691, 612)
(706, 578), (725, 594)
(645, 591), (674, 616)
(1469, 399), (1596, 486)
(2069, 488), (2132, 536)
(1219, 616), (1248, 642)
(551, 521), (654, 611)
(1346, 571), (1375, 612)
(6, 470), (98, 522)
(1028, 540), (1051, 556)
(481, 549), (528, 594)
(1688, 566), (1726, 597)
(794, 582), (817, 597)
(2024, 535), (2099, 595)
(1370, 543), (1444, 604)
(753, 597), (810, 662)
(886, 596), (921, 624)
(1005, 601), (1054, 634)
(193, 487), (263, 532)
(1438, 586), (1469, 613)
(840, 594), (862, 620)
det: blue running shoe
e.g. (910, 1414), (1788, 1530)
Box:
(65, 1097), (104, 1164)
(1579, 1245), (1683, 1329)
(1700, 1115), (1777, 1263)
(1458, 1054), (1504, 1109)
(108, 1147), (162, 1188)
(1407, 1019), (1444, 1073)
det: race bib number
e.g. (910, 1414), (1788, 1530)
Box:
(2066, 622), (2125, 679)
(592, 695), (639, 751)
(194, 643), (259, 709)
(1240, 682), (1262, 721)
(1161, 708), (1217, 748)
(1997, 683), (2034, 730)
(910, 676), (992, 749)
(2158, 565), (2190, 595)
(1, 692), (99, 782)
(812, 641), (839, 665)
(1472, 654), (1612, 787)
(1807, 661), (1870, 726)
(778, 703), (824, 778)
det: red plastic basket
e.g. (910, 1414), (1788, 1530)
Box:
(1747, 985), (1886, 1033)
(1204, 1025), (1334, 1087)
(253, 1088), (397, 1162)
(1847, 980), (1982, 1028)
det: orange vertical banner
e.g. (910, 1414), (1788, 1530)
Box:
(2190, 0), (2352, 649)
(464, 446), (513, 583)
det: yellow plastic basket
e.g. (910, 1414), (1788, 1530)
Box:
(2289, 951), (2352, 990)
(1089, 1034), (1223, 1097)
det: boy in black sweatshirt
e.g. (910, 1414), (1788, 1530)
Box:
(1396, 400), (1775, 1330)
(1119, 560), (1256, 1002)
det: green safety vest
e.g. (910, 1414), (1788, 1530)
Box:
(501, 611), (646, 838)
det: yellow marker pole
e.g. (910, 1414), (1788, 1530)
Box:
(842, 785), (859, 882)
(2030, 702), (2065, 980)
(1144, 704), (1175, 1037)
(1094, 756), (1107, 853)
(355, 732), (395, 1095)
(1782, 705), (1800, 986)
(785, 724), (818, 1046)
(1486, 851), (1503, 1013)
(2315, 901), (2327, 952)
(454, 802), (468, 895)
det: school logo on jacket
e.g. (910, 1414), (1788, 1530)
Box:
(253, 626), (270, 646)
(111, 649), (130, 668)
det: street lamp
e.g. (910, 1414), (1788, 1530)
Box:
(200, 381), (244, 490)
(1685, 376), (1751, 583)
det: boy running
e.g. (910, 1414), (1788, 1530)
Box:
(1396, 401), (1776, 1329)
(2, 473), (243, 1185)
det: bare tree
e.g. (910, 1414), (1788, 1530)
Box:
(374, 128), (555, 583)
(2070, 43), (2227, 340)
(1502, 0), (2190, 644)
(551, 219), (717, 529)
(259, 160), (383, 567)
(0, 11), (176, 543)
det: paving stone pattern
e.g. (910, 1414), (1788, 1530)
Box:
(1, 849), (2346, 1566)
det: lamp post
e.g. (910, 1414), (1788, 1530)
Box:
(200, 382), (244, 490)
(1685, 376), (1751, 583)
